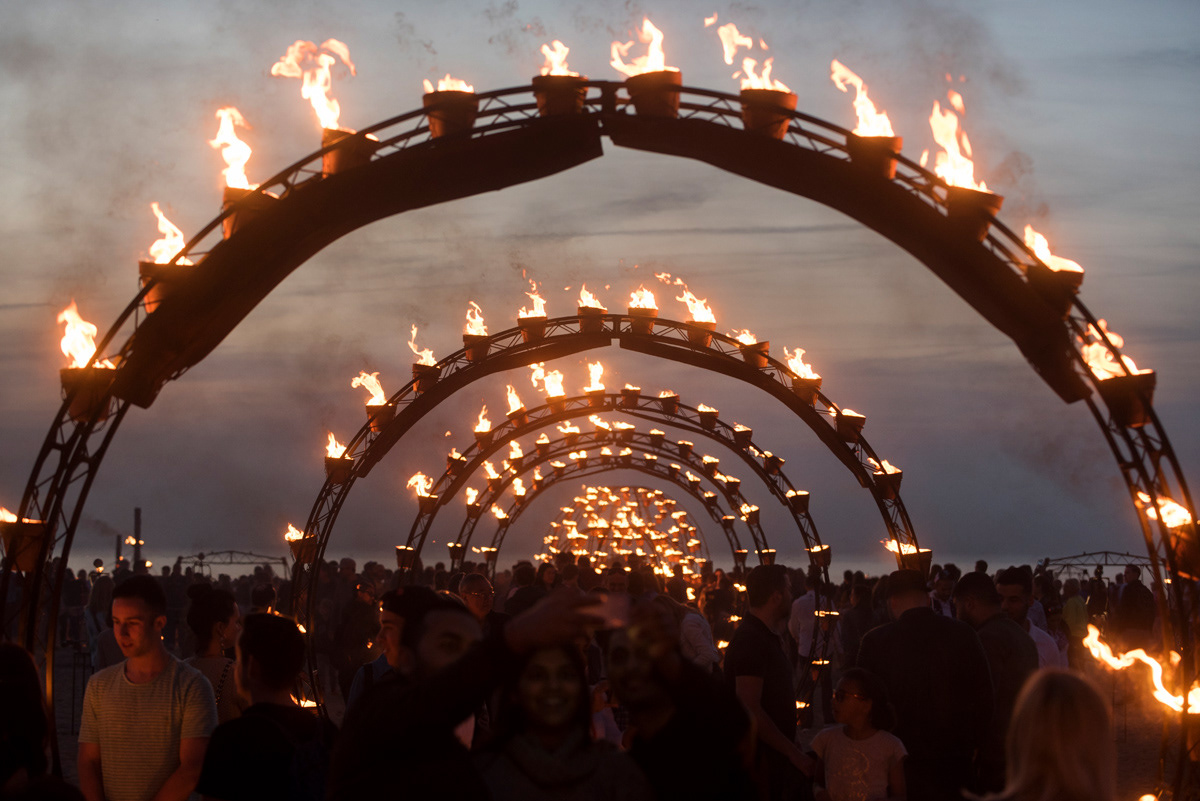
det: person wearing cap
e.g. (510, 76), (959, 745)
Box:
(856, 569), (992, 801)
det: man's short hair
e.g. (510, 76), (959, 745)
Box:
(953, 571), (1001, 606)
(111, 574), (167, 617)
(400, 597), (475, 650)
(513, 563), (536, 586)
(381, 585), (438, 621)
(250, 583), (277, 608)
(458, 573), (492, 594)
(1124, 565), (1141, 580)
(995, 566), (1033, 594)
(239, 614), (305, 690)
(747, 564), (789, 608)
(886, 570), (928, 600)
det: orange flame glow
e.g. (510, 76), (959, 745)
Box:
(464, 302), (487, 336)
(1024, 225), (1084, 274)
(740, 58), (790, 92)
(697, 403), (718, 414)
(829, 60), (894, 137)
(513, 477), (527, 496)
(540, 40), (579, 77)
(536, 433), (550, 444)
(869, 457), (901, 475)
(465, 487), (480, 505)
(326, 432), (347, 458)
(58, 302), (114, 369)
(408, 325), (437, 366)
(570, 450), (587, 460)
(509, 440), (524, 460)
(491, 504), (509, 520)
(270, 39), (357, 130)
(483, 461), (501, 480)
(716, 23), (753, 65)
(676, 288), (715, 324)
(208, 106), (255, 190)
(424, 74), (475, 93)
(611, 17), (677, 77)
(1137, 491), (1193, 529)
(783, 347), (820, 380)
(578, 285), (607, 311)
(926, 92), (987, 192)
(704, 13), (718, 27)
(519, 280), (547, 318)
(475, 405), (491, 433)
(629, 285), (658, 310)
(730, 328), (757, 345)
(148, 203), (194, 265)
(1084, 625), (1199, 713)
(584, 361), (605, 392)
(406, 472), (434, 497)
(1079, 319), (1150, 380)
(284, 523), (304, 542)
(351, 371), (386, 405)
(530, 363), (567, 397)
(505, 384), (524, 415)
(882, 539), (920, 555)
(558, 422), (582, 434)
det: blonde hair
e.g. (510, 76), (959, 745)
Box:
(989, 668), (1116, 801)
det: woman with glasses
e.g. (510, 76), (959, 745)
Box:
(810, 667), (906, 801)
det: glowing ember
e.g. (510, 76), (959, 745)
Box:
(424, 74), (475, 93)
(270, 39), (357, 130)
(464, 302), (488, 336)
(519, 280), (547, 318)
(1079, 319), (1151, 380)
(1084, 625), (1200, 713)
(740, 58), (790, 92)
(924, 91), (987, 192)
(491, 504), (509, 520)
(829, 60), (894, 137)
(584, 361), (605, 392)
(513, 477), (527, 496)
(611, 17), (677, 78)
(148, 203), (194, 265)
(475, 405), (491, 433)
(58, 302), (114, 369)
(1024, 225), (1084, 274)
(540, 40), (579, 77)
(716, 23), (753, 65)
(783, 347), (820, 380)
(1137, 491), (1193, 529)
(325, 432), (347, 459)
(729, 328), (757, 345)
(406, 472), (434, 497)
(505, 384), (524, 415)
(578, 285), (607, 311)
(351, 371), (386, 405)
(208, 107), (255, 190)
(869, 457), (901, 475)
(408, 325), (436, 366)
(629, 285), (658, 310)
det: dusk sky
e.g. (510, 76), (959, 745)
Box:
(2, 0), (1197, 575)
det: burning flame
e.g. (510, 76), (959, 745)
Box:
(148, 203), (194, 265)
(659, 390), (677, 399)
(1024, 225), (1084, 274)
(783, 347), (820, 380)
(534, 466), (544, 481)
(570, 450), (587, 460)
(540, 40), (579, 77)
(58, 302), (114, 369)
(697, 403), (718, 414)
(351, 371), (386, 405)
(509, 440), (524, 460)
(829, 60), (894, 137)
(505, 384), (524, 415)
(270, 39), (357, 130)
(629, 285), (658, 310)
(283, 523), (304, 542)
(536, 433), (550, 444)
(676, 288), (715, 324)
(1079, 319), (1150, 380)
(475, 405), (491, 433)
(1084, 625), (1199, 714)
(578, 285), (607, 311)
(740, 58), (790, 92)
(208, 107), (255, 190)
(588, 415), (610, 431)
(869, 457), (901, 475)
(424, 74), (475, 93)
(124, 536), (137, 546)
(483, 461), (501, 480)
(729, 328), (757, 345)
(925, 91), (988, 192)
(716, 23), (753, 66)
(704, 13), (718, 27)
(584, 361), (605, 392)
(326, 432), (347, 459)
(406, 472), (434, 497)
(530, 363), (567, 397)
(558, 422), (582, 434)
(408, 325), (436, 366)
(513, 477), (527, 496)
(465, 487), (480, 505)
(1137, 491), (1193, 529)
(882, 540), (920, 555)
(519, 280), (547, 318)
(464, 302), (488, 336)
(0, 507), (16, 523)
(491, 504), (509, 520)
(611, 17), (677, 78)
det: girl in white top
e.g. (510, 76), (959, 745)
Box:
(810, 667), (907, 801)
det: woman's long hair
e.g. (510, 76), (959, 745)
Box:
(988, 668), (1116, 801)
(185, 582), (237, 653)
(838, 667), (897, 732)
(491, 644), (592, 748)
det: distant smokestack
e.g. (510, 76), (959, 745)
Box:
(134, 508), (142, 567)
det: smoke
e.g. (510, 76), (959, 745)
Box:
(394, 12), (438, 59)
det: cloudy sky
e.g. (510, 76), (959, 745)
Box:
(1, 0), (1197, 575)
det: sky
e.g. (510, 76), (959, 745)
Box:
(1, 0), (1198, 576)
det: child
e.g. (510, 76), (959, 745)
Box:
(810, 667), (906, 801)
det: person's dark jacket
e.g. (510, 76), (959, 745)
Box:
(973, 613), (1038, 791)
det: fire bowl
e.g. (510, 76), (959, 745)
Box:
(896, 547), (933, 579)
(324, 456), (354, 485)
(791, 376), (822, 407)
(835, 410), (866, 443)
(0, 520), (45, 573)
(578, 306), (607, 333)
(807, 543), (832, 568)
(686, 320), (716, 347)
(658, 393), (680, 415)
(321, 128), (378, 177)
(787, 490), (810, 514)
(138, 261), (184, 315)
(620, 386), (640, 409)
(412, 363), (441, 393)
(944, 186), (1005, 243)
(518, 316), (547, 343)
(1025, 261), (1084, 320)
(1096, 371), (1157, 429)
(845, 134), (904, 181)
(532, 74), (588, 117)
(366, 403), (395, 434)
(423, 91), (479, 139)
(739, 89), (798, 140)
(740, 340), (770, 369)
(463, 334), (490, 363)
(628, 307), (658, 335)
(395, 545), (416, 570)
(874, 469), (904, 501)
(625, 70), (682, 119)
(757, 548), (777, 566)
(60, 367), (115, 424)
(288, 537), (319, 565)
(221, 186), (277, 239)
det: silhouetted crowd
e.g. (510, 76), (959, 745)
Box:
(0, 552), (1166, 801)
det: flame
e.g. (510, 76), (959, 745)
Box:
(475, 405), (491, 433)
(491, 504), (508, 520)
(697, 403), (718, 414)
(534, 466), (544, 481)
(869, 457), (901, 475)
(58, 302), (114, 369)
(676, 288), (715, 323)
(1137, 491), (1193, 529)
(1024, 225), (1084, 274)
(584, 361), (605, 393)
(1084, 625), (1200, 714)
(449, 447), (464, 460)
(587, 415), (610, 430)
(1079, 319), (1151, 380)
(406, 472), (434, 497)
(464, 302), (488, 336)
(558, 422), (582, 434)
(513, 477), (527, 496)
(270, 39), (357, 130)
(407, 325), (436, 366)
(882, 540), (919, 555)
(659, 390), (677, 398)
(570, 450), (587, 460)
(715, 23), (753, 66)
(611, 17), (677, 78)
(536, 432), (550, 444)
(465, 487), (480, 505)
(829, 60), (894, 137)
(505, 384), (524, 415)
(578, 284), (607, 311)
(424, 74), (475, 93)
(530, 363), (566, 397)
(740, 58), (790, 92)
(509, 440), (524, 459)
(351, 371), (386, 405)
(208, 107), (255, 190)
(483, 461), (501, 480)
(326, 432), (347, 458)
(540, 40), (579, 77)
(928, 92), (988, 192)
(519, 279), (547, 318)
(729, 328), (757, 345)
(124, 535), (137, 546)
(783, 347), (820, 380)
(148, 203), (194, 265)
(0, 508), (16, 523)
(629, 285), (658, 310)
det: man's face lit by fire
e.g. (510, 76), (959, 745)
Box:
(378, 609), (404, 670)
(111, 597), (165, 659)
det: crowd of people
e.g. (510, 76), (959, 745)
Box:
(0, 550), (1165, 800)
